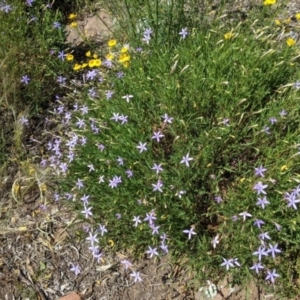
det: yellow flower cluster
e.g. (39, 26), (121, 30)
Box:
(72, 51), (102, 71)
(107, 39), (131, 68)
(263, 0), (276, 5)
(68, 39), (132, 71)
(68, 13), (78, 28)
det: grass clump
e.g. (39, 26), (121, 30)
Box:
(7, 0), (300, 297)
(0, 0), (72, 167)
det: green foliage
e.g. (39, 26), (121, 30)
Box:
(54, 1), (300, 297)
(0, 0), (69, 113)
(2, 0), (300, 297)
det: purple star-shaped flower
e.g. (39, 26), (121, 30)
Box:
(121, 259), (132, 270)
(76, 118), (85, 129)
(86, 232), (99, 245)
(253, 182), (268, 195)
(144, 212), (157, 225)
(105, 90), (114, 100)
(70, 263), (80, 276)
(86, 70), (98, 80)
(81, 205), (93, 219)
(239, 211), (252, 221)
(145, 246), (159, 258)
(2, 4), (13, 13)
(279, 109), (287, 117)
(253, 246), (268, 261)
(119, 114), (128, 124)
(162, 113), (173, 124)
(25, 0), (35, 6)
(80, 194), (90, 204)
(133, 216), (142, 227)
(151, 163), (163, 174)
(214, 196), (223, 203)
(256, 196), (270, 209)
(122, 94), (133, 102)
(220, 258), (234, 270)
(180, 153), (194, 167)
(267, 243), (281, 258)
(98, 224), (108, 236)
(21, 75), (30, 84)
(183, 227), (196, 240)
(57, 51), (65, 60)
(286, 193), (300, 210)
(254, 165), (267, 177)
(250, 262), (264, 274)
(130, 271), (142, 282)
(265, 269), (279, 284)
(126, 169), (133, 178)
(258, 232), (271, 241)
(269, 117), (277, 125)
(76, 178), (84, 189)
(117, 157), (124, 166)
(152, 180), (163, 192)
(111, 112), (120, 122)
(253, 219), (265, 229)
(152, 131), (164, 142)
(53, 21), (61, 29)
(136, 142), (147, 153)
(57, 75), (67, 84)
(179, 27), (188, 39)
(211, 235), (219, 248)
(150, 224), (160, 235)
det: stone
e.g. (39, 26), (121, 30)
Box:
(57, 292), (81, 300)
(66, 9), (114, 45)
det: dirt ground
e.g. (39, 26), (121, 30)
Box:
(0, 194), (283, 300)
(1, 1), (300, 299)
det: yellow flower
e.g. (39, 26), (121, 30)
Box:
(85, 50), (91, 57)
(70, 22), (77, 28)
(88, 59), (96, 68)
(73, 63), (81, 71)
(122, 61), (130, 68)
(39, 183), (47, 192)
(93, 53), (98, 59)
(120, 46), (129, 53)
(240, 178), (246, 183)
(81, 63), (88, 68)
(66, 53), (74, 61)
(93, 59), (101, 67)
(68, 13), (77, 20)
(283, 18), (291, 24)
(274, 19), (281, 26)
(224, 32), (233, 40)
(88, 59), (102, 68)
(106, 53), (114, 60)
(296, 13), (300, 20)
(286, 37), (296, 47)
(280, 165), (288, 171)
(263, 0), (276, 5)
(108, 39), (117, 47)
(118, 53), (130, 63)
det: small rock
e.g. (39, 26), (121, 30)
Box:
(66, 9), (114, 45)
(57, 292), (81, 300)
